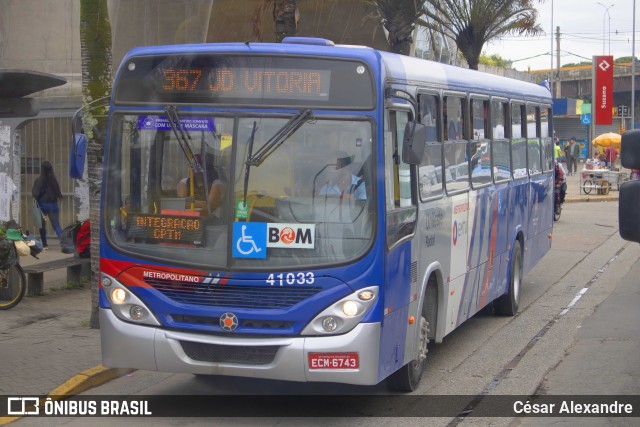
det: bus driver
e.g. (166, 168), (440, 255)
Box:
(319, 152), (366, 200)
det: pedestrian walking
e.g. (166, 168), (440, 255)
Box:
(567, 137), (580, 175)
(31, 161), (63, 249)
(604, 146), (618, 171)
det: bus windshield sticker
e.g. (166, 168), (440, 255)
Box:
(232, 222), (316, 258)
(137, 116), (214, 132)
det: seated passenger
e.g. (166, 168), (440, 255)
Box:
(319, 152), (366, 200)
(177, 161), (226, 215)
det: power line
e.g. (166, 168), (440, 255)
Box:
(510, 52), (552, 62)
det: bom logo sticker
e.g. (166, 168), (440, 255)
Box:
(453, 221), (458, 246)
(267, 223), (315, 249)
(452, 220), (468, 246)
(279, 227), (296, 244)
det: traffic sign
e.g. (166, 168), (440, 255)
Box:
(618, 105), (629, 117)
(581, 113), (591, 125)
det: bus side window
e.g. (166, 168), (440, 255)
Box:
(418, 93), (443, 200)
(526, 105), (541, 175)
(491, 100), (512, 183)
(385, 109), (417, 248)
(511, 103), (527, 178)
(443, 95), (469, 193)
(541, 107), (554, 172)
(470, 98), (491, 188)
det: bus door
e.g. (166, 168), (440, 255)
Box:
(380, 107), (419, 378)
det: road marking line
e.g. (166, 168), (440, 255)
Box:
(559, 287), (589, 316)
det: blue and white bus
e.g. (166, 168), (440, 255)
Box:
(97, 37), (554, 391)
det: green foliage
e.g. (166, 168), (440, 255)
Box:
(480, 53), (510, 68)
(364, 0), (427, 55)
(419, 0), (545, 70)
(562, 61), (592, 68)
(615, 56), (638, 64)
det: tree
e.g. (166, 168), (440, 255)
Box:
(420, 0), (545, 70)
(364, 0), (427, 55)
(252, 0), (299, 42)
(480, 53), (511, 68)
(80, 0), (112, 329)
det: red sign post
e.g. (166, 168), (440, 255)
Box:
(594, 56), (614, 125)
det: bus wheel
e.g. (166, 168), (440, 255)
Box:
(387, 316), (428, 392)
(494, 240), (522, 316)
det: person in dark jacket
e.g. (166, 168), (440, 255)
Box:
(31, 161), (63, 249)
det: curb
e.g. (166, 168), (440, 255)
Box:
(49, 366), (133, 396)
(565, 196), (618, 203)
(0, 366), (133, 425)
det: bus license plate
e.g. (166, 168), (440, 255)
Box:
(308, 353), (359, 369)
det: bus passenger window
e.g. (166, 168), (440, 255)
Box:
(492, 101), (511, 182)
(419, 94), (443, 200)
(541, 107), (554, 172)
(443, 95), (468, 192)
(526, 106), (541, 175)
(419, 93), (439, 142)
(511, 103), (527, 178)
(470, 99), (491, 187)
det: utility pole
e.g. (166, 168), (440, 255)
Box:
(556, 26), (562, 98)
(550, 0), (554, 96)
(633, 0), (636, 129)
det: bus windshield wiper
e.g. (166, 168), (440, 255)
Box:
(164, 105), (202, 174)
(247, 109), (312, 167)
(243, 121), (258, 206)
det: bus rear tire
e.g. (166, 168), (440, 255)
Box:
(387, 317), (428, 392)
(494, 240), (522, 316)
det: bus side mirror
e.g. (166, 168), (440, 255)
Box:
(621, 129), (640, 169)
(619, 129), (640, 243)
(619, 180), (640, 242)
(402, 122), (426, 165)
(70, 133), (87, 179)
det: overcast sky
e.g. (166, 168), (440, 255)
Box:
(480, 0), (638, 71)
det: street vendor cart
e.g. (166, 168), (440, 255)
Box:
(580, 161), (628, 194)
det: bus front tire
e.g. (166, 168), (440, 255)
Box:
(387, 317), (428, 392)
(494, 240), (522, 316)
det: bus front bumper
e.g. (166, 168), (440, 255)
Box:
(100, 308), (381, 385)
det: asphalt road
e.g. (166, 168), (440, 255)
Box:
(12, 200), (640, 426)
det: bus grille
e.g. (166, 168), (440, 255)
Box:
(146, 279), (322, 309)
(180, 341), (279, 365)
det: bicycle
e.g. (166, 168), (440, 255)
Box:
(0, 246), (27, 310)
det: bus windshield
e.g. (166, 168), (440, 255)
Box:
(104, 113), (375, 270)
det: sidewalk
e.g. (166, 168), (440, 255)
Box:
(0, 174), (623, 422)
(0, 242), (128, 423)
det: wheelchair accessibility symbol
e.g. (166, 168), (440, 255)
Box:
(232, 222), (267, 259)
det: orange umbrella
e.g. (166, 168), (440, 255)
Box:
(592, 132), (621, 150)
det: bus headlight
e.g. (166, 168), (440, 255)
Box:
(101, 273), (160, 326)
(110, 288), (127, 305)
(302, 286), (378, 336)
(342, 300), (359, 317)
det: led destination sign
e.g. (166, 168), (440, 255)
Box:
(114, 55), (375, 108)
(160, 67), (330, 101)
(126, 213), (205, 245)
